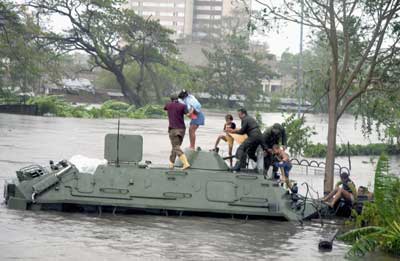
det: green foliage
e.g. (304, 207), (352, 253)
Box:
(353, 90), (400, 146)
(27, 96), (165, 119)
(28, 0), (177, 106)
(339, 226), (384, 257)
(93, 58), (200, 105)
(338, 154), (400, 257)
(201, 16), (275, 108)
(27, 96), (67, 115)
(283, 113), (316, 156)
(269, 96), (281, 112)
(0, 1), (62, 94)
(352, 202), (381, 228)
(303, 143), (400, 157)
(278, 43), (330, 112)
(0, 88), (19, 104)
(129, 104), (166, 119)
(101, 100), (131, 111)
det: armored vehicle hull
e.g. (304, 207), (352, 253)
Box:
(3, 134), (318, 221)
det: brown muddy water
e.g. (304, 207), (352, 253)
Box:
(0, 112), (399, 260)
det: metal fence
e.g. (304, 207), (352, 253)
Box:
(290, 158), (349, 177)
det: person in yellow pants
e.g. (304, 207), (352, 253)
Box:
(212, 114), (237, 167)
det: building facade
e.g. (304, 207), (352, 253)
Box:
(127, 0), (248, 39)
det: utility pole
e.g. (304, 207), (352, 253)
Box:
(297, 0), (304, 118)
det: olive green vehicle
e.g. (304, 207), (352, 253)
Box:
(3, 134), (319, 221)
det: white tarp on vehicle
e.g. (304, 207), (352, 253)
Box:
(69, 155), (106, 174)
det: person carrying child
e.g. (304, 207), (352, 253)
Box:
(272, 144), (292, 189)
(212, 114), (236, 166)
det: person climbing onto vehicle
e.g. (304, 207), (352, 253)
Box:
(227, 108), (263, 172)
(178, 90), (205, 150)
(164, 94), (190, 170)
(212, 114), (236, 167)
(263, 123), (287, 178)
(272, 144), (292, 189)
(322, 172), (357, 208)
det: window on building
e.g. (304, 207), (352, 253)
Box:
(160, 12), (173, 16)
(160, 3), (174, 7)
(196, 14), (211, 19)
(160, 20), (174, 26)
(143, 11), (156, 16)
(175, 3), (185, 8)
(212, 6), (222, 10)
(196, 6), (211, 10)
(142, 2), (158, 6)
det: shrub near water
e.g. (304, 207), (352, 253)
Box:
(303, 143), (400, 157)
(27, 96), (166, 119)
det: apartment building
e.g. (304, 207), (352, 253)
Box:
(127, 0), (248, 39)
(127, 0), (193, 38)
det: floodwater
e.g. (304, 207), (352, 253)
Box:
(0, 112), (399, 260)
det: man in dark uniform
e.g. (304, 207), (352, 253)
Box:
(228, 108), (263, 171)
(263, 123), (287, 178)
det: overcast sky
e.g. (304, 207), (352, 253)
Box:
(250, 0), (310, 58)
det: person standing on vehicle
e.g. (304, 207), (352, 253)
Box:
(164, 94), (190, 170)
(228, 108), (263, 171)
(178, 90), (205, 150)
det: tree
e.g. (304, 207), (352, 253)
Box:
(93, 57), (201, 104)
(28, 0), (176, 106)
(0, 1), (61, 96)
(354, 86), (400, 146)
(256, 0), (400, 193)
(201, 16), (274, 108)
(278, 34), (333, 113)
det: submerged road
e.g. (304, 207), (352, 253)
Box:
(0, 112), (398, 260)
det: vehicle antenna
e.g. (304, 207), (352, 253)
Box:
(116, 117), (120, 167)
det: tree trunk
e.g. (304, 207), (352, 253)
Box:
(146, 65), (162, 103)
(324, 79), (338, 194)
(114, 70), (141, 107)
(136, 61), (146, 104)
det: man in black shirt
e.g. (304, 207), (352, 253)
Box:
(228, 108), (263, 171)
(263, 123), (287, 177)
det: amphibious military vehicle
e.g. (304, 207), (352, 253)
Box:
(3, 134), (320, 221)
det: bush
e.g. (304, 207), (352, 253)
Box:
(303, 143), (400, 157)
(283, 113), (316, 156)
(100, 100), (131, 111)
(27, 96), (68, 115)
(129, 104), (166, 119)
(26, 96), (166, 119)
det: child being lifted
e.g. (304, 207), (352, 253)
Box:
(212, 114), (236, 167)
(272, 144), (293, 189)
